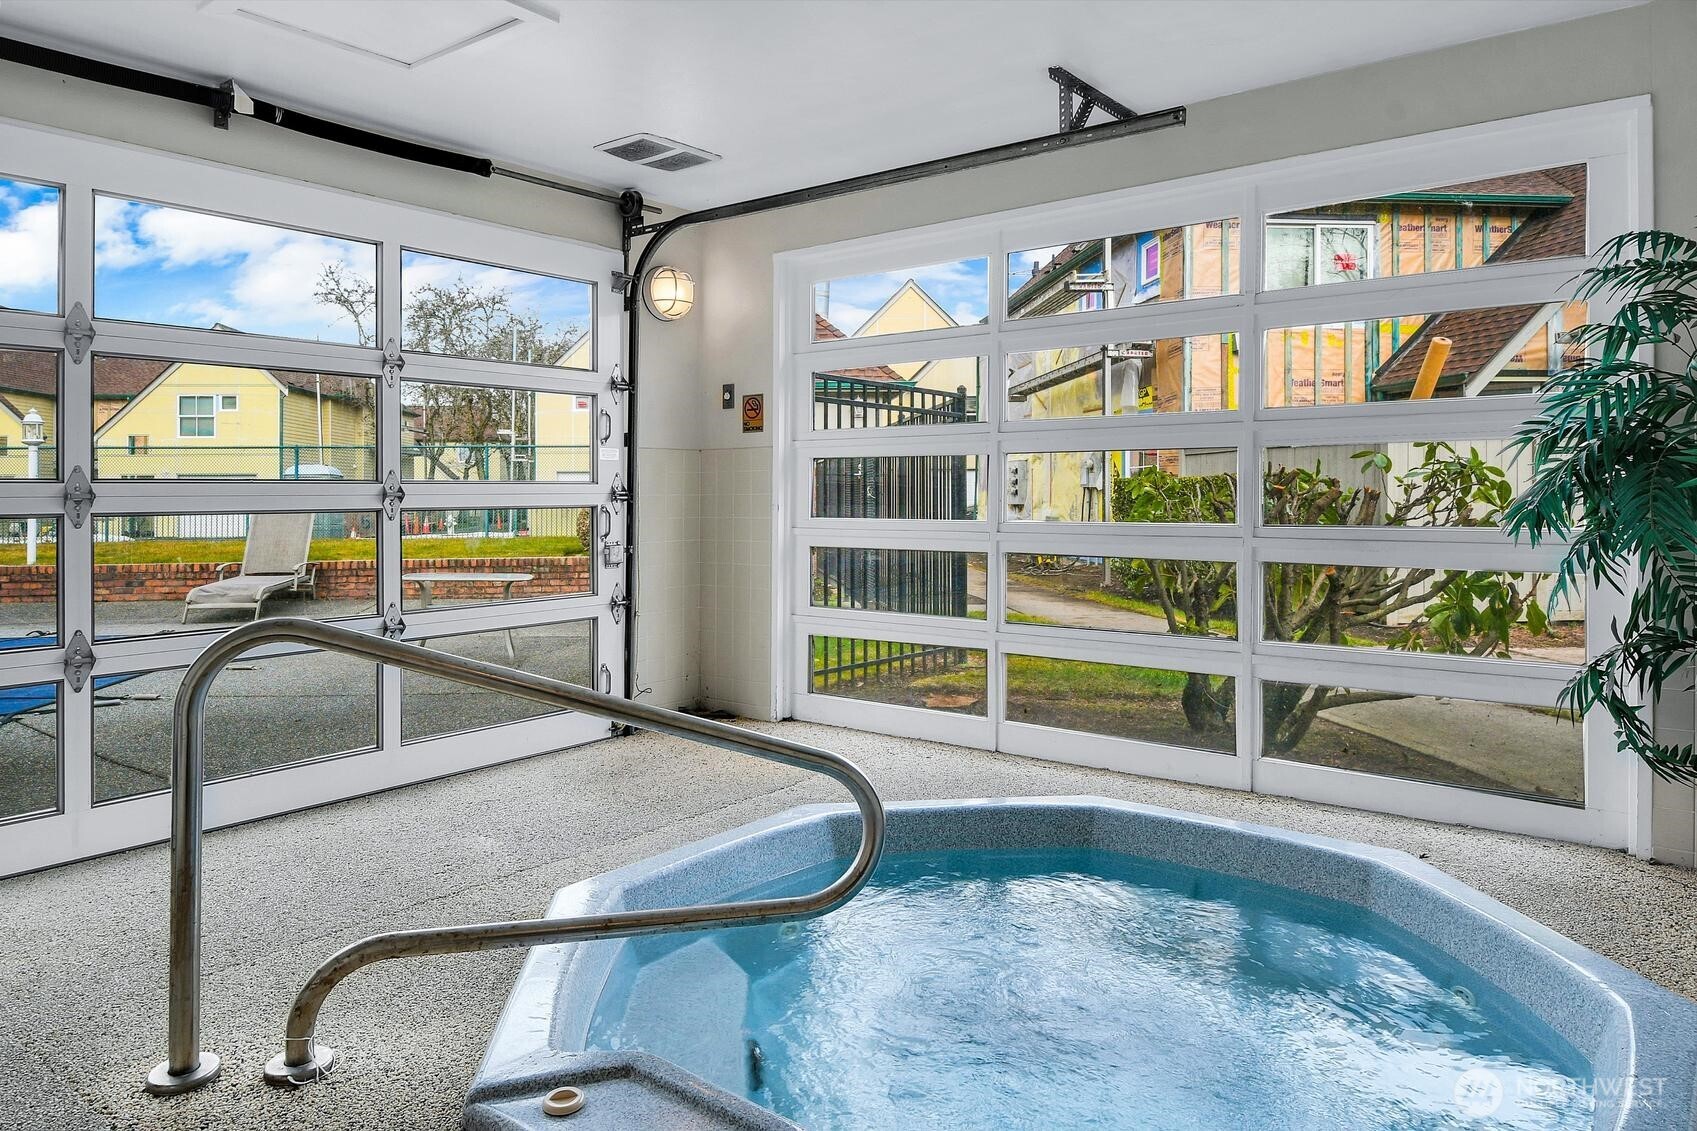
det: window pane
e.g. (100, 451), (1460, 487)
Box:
(1007, 334), (1238, 420)
(1262, 301), (1584, 408)
(1263, 563), (1579, 662)
(0, 516), (58, 646)
(1006, 449), (1236, 523)
(92, 511), (378, 638)
(93, 652), (378, 803)
(811, 456), (985, 519)
(810, 548), (987, 619)
(0, 348), (59, 480)
(1263, 163), (1586, 291)
(812, 357), (983, 430)
(812, 258), (988, 341)
(0, 679), (57, 820)
(401, 250), (593, 368)
(400, 506), (590, 609)
(1006, 655), (1235, 754)
(403, 381), (593, 482)
(0, 176), (60, 315)
(1005, 554), (1236, 639)
(93, 355), (377, 480)
(809, 635), (985, 714)
(401, 619), (594, 742)
(94, 196), (376, 343)
(1261, 681), (1582, 804)
(1263, 440), (1534, 529)
(1007, 218), (1240, 321)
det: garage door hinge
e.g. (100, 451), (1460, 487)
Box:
(610, 584), (630, 624)
(382, 471), (405, 520)
(382, 338), (405, 388)
(64, 466), (96, 528)
(610, 363), (630, 403)
(64, 630), (95, 692)
(382, 603), (406, 640)
(609, 472), (630, 512)
(64, 302), (95, 363)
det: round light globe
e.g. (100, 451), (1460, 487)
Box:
(642, 266), (695, 321)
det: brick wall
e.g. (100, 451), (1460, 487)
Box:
(1, 556), (591, 602)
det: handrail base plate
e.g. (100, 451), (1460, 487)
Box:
(144, 1052), (221, 1095)
(263, 1045), (337, 1087)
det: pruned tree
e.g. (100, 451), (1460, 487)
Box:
(1109, 444), (1548, 751)
(314, 265), (583, 481)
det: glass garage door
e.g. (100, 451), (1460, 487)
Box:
(0, 121), (626, 876)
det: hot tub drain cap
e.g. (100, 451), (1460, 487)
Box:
(542, 1085), (585, 1117)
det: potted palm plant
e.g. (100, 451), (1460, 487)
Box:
(1507, 230), (1697, 779)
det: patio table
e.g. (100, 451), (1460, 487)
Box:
(402, 572), (534, 661)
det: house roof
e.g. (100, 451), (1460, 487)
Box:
(0, 349), (373, 405)
(810, 314), (904, 383)
(1373, 164), (1586, 396)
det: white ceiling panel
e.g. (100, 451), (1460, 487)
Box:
(0, 0), (1648, 209)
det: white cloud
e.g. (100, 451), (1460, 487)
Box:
(0, 201), (59, 303)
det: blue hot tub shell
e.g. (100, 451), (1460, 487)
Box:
(463, 798), (1697, 1130)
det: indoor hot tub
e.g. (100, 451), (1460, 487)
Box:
(464, 799), (1697, 1130)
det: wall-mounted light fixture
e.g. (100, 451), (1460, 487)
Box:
(642, 265), (695, 321)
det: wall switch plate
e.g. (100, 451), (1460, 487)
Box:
(721, 383), (735, 409)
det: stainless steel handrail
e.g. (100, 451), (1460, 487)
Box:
(142, 617), (886, 1095)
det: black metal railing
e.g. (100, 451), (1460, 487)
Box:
(812, 373), (973, 429)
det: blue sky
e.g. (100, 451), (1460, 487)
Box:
(95, 197), (378, 343)
(401, 250), (593, 352)
(0, 178), (61, 314)
(815, 257), (988, 337)
(1007, 245), (1069, 294)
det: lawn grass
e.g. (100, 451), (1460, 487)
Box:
(0, 535), (585, 566)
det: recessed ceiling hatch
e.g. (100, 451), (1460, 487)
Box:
(595, 133), (722, 173)
(197, 0), (559, 71)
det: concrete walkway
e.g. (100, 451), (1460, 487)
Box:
(1, 721), (1693, 1131)
(968, 566), (1170, 633)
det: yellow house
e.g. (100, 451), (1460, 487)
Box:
(0, 349), (60, 480)
(532, 333), (594, 481)
(93, 359), (376, 480)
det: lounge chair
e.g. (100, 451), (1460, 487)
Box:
(181, 511), (317, 623)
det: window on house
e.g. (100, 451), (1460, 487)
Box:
(1264, 222), (1375, 288)
(1006, 218), (1240, 321)
(95, 355), (377, 480)
(1006, 334), (1238, 421)
(1262, 163), (1587, 292)
(177, 395), (215, 438)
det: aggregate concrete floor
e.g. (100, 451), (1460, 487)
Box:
(3, 720), (1695, 1131)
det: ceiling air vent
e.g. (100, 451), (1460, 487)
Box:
(594, 134), (721, 173)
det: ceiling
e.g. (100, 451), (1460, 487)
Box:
(0, 0), (1646, 210)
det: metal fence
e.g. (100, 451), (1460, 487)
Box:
(813, 454), (974, 520)
(401, 507), (586, 542)
(91, 444), (377, 480)
(811, 636), (972, 695)
(813, 547), (970, 618)
(0, 446), (57, 481)
(402, 443), (592, 482)
(813, 374), (974, 429)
